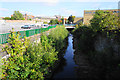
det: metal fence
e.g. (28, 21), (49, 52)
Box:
(0, 25), (56, 44)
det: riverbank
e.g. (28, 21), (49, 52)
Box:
(72, 26), (120, 79)
(45, 36), (68, 79)
(51, 34), (79, 79)
(0, 26), (69, 79)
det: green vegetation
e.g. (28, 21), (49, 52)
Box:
(0, 26), (68, 79)
(68, 15), (75, 24)
(73, 26), (95, 53)
(48, 26), (69, 51)
(3, 17), (11, 20)
(12, 11), (25, 20)
(90, 10), (119, 32)
(49, 19), (58, 25)
(43, 21), (48, 24)
(75, 21), (83, 28)
(3, 11), (25, 20)
(72, 10), (120, 69)
(49, 19), (63, 25)
(73, 10), (120, 52)
(29, 19), (32, 21)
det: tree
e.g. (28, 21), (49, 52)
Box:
(3, 17), (11, 20)
(78, 21), (83, 26)
(12, 11), (24, 20)
(61, 17), (64, 24)
(43, 21), (48, 24)
(68, 15), (75, 24)
(90, 10), (105, 31)
(90, 10), (119, 31)
(29, 19), (32, 21)
(99, 12), (119, 30)
(55, 19), (59, 24)
(10, 16), (15, 20)
(49, 19), (56, 25)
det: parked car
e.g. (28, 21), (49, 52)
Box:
(41, 24), (49, 28)
(21, 25), (31, 29)
(30, 24), (36, 27)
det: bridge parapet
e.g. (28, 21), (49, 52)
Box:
(65, 26), (75, 29)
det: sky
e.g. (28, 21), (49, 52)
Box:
(0, 0), (119, 17)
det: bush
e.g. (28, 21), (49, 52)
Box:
(48, 26), (69, 51)
(1, 26), (68, 79)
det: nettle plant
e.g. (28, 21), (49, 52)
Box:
(1, 29), (58, 79)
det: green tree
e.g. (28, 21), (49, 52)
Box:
(90, 10), (105, 31)
(78, 21), (83, 26)
(90, 10), (119, 31)
(12, 11), (24, 20)
(61, 17), (64, 24)
(55, 19), (59, 24)
(49, 19), (56, 25)
(10, 16), (15, 20)
(3, 17), (11, 20)
(29, 19), (32, 21)
(99, 12), (119, 30)
(43, 21), (48, 24)
(68, 15), (75, 24)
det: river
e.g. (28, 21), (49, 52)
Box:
(52, 34), (78, 79)
(51, 33), (120, 80)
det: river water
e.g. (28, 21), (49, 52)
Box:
(52, 34), (78, 79)
(51, 33), (120, 80)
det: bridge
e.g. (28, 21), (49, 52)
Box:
(65, 26), (75, 29)
(65, 24), (76, 31)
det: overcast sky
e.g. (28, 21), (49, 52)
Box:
(0, 0), (119, 17)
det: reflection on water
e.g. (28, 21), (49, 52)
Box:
(52, 33), (120, 80)
(52, 34), (78, 79)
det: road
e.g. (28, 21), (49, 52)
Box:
(0, 22), (41, 34)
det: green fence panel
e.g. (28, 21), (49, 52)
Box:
(43, 28), (45, 32)
(44, 28), (46, 32)
(26, 30), (29, 37)
(28, 29), (35, 37)
(35, 29), (40, 34)
(2, 34), (6, 44)
(39, 28), (41, 33)
(46, 28), (48, 31)
(1, 33), (10, 44)
(0, 26), (57, 44)
(0, 34), (2, 44)
(19, 31), (26, 38)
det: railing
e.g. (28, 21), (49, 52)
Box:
(0, 25), (56, 44)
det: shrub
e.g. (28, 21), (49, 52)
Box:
(48, 26), (69, 51)
(1, 26), (68, 79)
